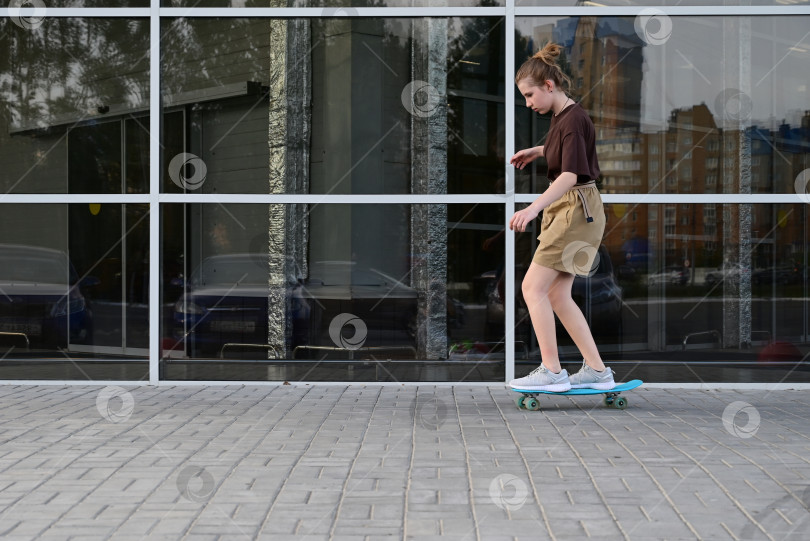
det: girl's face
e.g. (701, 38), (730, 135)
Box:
(517, 78), (553, 114)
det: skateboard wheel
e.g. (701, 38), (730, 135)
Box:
(604, 396), (614, 407)
(613, 397), (627, 410)
(525, 397), (540, 411)
(516, 396), (526, 409)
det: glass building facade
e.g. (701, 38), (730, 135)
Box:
(0, 2), (808, 384)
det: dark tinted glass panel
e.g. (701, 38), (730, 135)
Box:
(515, 16), (810, 195)
(512, 203), (810, 383)
(0, 19), (150, 194)
(68, 122), (123, 194)
(160, 203), (505, 382)
(161, 17), (505, 194)
(0, 204), (149, 380)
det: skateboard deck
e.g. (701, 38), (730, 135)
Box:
(512, 379), (643, 410)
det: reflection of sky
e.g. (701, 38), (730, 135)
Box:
(517, 16), (810, 131)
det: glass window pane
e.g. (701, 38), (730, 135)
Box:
(516, 0), (808, 5)
(515, 16), (810, 195)
(513, 203), (810, 384)
(160, 17), (505, 194)
(27, 0), (149, 5)
(161, 1), (503, 7)
(0, 19), (150, 194)
(160, 203), (505, 382)
(0, 204), (149, 380)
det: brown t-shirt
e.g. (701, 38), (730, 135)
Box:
(544, 102), (600, 184)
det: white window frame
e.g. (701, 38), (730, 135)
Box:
(1, 2), (809, 385)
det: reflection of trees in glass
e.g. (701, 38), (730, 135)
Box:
(161, 18), (269, 98)
(0, 19), (149, 130)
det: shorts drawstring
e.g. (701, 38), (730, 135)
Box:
(550, 179), (597, 223)
(535, 179), (604, 274)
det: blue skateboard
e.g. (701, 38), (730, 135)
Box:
(512, 379), (643, 410)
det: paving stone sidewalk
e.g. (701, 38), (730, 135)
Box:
(0, 384), (808, 540)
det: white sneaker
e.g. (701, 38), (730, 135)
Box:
(509, 365), (571, 392)
(569, 360), (616, 390)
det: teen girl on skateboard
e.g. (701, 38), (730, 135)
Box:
(508, 42), (615, 392)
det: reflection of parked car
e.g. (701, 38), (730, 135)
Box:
(705, 264), (749, 288)
(483, 267), (529, 341)
(752, 265), (803, 286)
(0, 244), (95, 349)
(172, 257), (421, 357)
(648, 266), (689, 286)
(570, 246), (623, 336)
(300, 261), (418, 348)
(172, 254), (308, 357)
(484, 245), (623, 339)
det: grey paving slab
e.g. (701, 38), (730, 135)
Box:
(0, 385), (808, 540)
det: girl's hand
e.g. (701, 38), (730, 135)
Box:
(509, 206), (539, 232)
(509, 146), (542, 170)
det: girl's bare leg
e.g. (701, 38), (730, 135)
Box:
(546, 272), (606, 371)
(521, 262), (566, 373)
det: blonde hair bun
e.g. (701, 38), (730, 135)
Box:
(515, 41), (571, 91)
(532, 42), (562, 65)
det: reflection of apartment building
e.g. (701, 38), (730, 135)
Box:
(604, 105), (809, 270)
(560, 15), (810, 274)
(596, 103), (810, 270)
(563, 17), (647, 263)
(568, 17), (643, 132)
(657, 105), (722, 266)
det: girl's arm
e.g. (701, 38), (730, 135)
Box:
(509, 172), (577, 232)
(509, 145), (545, 170)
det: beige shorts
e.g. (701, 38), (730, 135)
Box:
(532, 185), (606, 275)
